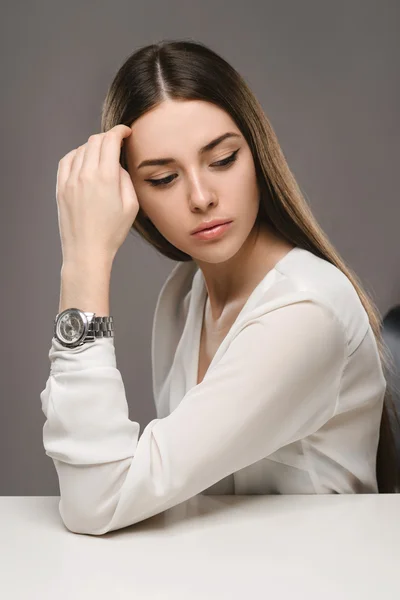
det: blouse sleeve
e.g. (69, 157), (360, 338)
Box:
(40, 298), (347, 535)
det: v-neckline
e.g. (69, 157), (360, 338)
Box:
(189, 245), (300, 388)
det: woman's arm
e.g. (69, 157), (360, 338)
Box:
(40, 297), (346, 536)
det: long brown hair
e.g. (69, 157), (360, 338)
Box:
(101, 38), (400, 493)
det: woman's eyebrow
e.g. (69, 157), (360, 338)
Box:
(136, 132), (241, 169)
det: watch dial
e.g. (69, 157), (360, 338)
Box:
(60, 312), (84, 343)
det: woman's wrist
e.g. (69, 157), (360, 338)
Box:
(59, 260), (112, 315)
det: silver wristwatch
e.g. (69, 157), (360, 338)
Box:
(53, 308), (114, 348)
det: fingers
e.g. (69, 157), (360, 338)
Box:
(69, 144), (87, 180)
(56, 148), (77, 198)
(57, 125), (132, 198)
(56, 145), (86, 197)
(99, 125), (132, 176)
(79, 134), (103, 173)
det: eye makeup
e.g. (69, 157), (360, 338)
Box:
(145, 148), (240, 188)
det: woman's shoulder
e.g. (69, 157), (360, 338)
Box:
(253, 247), (370, 356)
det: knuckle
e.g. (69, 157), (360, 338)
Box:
(76, 169), (91, 183)
(59, 149), (74, 163)
(64, 176), (76, 189)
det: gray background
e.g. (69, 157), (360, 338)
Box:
(1, 0), (398, 495)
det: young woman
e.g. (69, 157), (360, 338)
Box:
(41, 39), (400, 536)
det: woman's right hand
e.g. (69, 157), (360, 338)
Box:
(56, 124), (140, 266)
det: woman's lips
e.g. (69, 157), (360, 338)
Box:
(191, 221), (233, 240)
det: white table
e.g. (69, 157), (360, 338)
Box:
(1, 494), (399, 599)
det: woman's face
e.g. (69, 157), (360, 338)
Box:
(124, 99), (261, 264)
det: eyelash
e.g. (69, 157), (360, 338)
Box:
(146, 149), (240, 188)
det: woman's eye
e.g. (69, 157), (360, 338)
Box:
(146, 149), (240, 188)
(211, 149), (240, 168)
(147, 174), (176, 187)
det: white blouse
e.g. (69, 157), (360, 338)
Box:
(40, 246), (386, 535)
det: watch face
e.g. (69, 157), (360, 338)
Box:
(56, 309), (86, 345)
